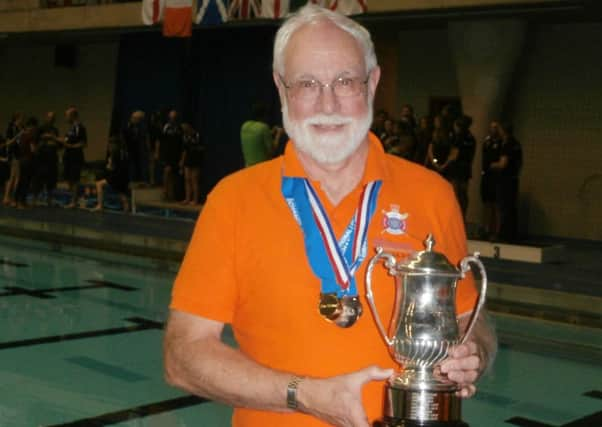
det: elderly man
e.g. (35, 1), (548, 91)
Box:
(164, 5), (496, 427)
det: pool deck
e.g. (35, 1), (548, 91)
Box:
(1, 205), (600, 326)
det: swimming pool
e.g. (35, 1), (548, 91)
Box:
(0, 237), (599, 426)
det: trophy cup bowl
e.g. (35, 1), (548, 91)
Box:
(365, 234), (487, 427)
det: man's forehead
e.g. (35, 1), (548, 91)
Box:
(283, 19), (364, 77)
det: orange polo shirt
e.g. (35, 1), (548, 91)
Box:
(170, 133), (478, 426)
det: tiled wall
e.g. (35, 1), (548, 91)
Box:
(511, 23), (602, 240)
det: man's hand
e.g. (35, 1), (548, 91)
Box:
(439, 341), (481, 398)
(297, 366), (393, 427)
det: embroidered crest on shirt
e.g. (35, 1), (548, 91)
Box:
(382, 205), (408, 235)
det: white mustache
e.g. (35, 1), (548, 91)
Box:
(304, 115), (353, 126)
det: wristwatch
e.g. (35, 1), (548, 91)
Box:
(286, 375), (305, 410)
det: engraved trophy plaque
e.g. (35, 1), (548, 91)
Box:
(365, 234), (487, 426)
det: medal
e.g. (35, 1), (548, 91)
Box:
(334, 296), (363, 328)
(319, 293), (342, 320)
(282, 176), (382, 328)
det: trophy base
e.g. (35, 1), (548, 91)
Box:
(376, 382), (467, 427)
(374, 419), (469, 427)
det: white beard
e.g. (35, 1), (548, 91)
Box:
(282, 101), (373, 165)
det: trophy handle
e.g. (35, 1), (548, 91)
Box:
(458, 254), (488, 344)
(365, 247), (397, 348)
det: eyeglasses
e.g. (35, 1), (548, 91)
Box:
(280, 75), (369, 100)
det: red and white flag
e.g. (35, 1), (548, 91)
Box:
(163, 0), (193, 37)
(260, 0), (289, 18)
(142, 0), (165, 25)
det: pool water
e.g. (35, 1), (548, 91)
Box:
(0, 238), (600, 427)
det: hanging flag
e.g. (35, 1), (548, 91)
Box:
(142, 0), (165, 25)
(310, 0), (366, 15)
(227, 0), (260, 20)
(163, 0), (193, 37)
(329, 0), (367, 15)
(196, 0), (229, 25)
(260, 0), (290, 18)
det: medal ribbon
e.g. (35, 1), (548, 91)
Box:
(282, 177), (381, 297)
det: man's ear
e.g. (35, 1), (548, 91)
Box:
(367, 66), (381, 100)
(273, 72), (288, 111)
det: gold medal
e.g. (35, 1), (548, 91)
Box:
(334, 296), (363, 328)
(319, 293), (342, 321)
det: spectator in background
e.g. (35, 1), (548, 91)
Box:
(156, 110), (183, 201)
(448, 115), (476, 219)
(399, 103), (417, 132)
(32, 112), (60, 206)
(179, 123), (204, 206)
(14, 117), (38, 209)
(441, 103), (460, 132)
(480, 121), (502, 240)
(379, 117), (393, 145)
(272, 124), (289, 157)
(370, 108), (387, 137)
(63, 107), (87, 208)
(397, 117), (417, 161)
(413, 115), (432, 166)
(0, 134), (9, 198)
(241, 103), (273, 167)
(490, 122), (522, 242)
(383, 120), (400, 155)
(92, 136), (129, 213)
(3, 112), (24, 207)
(427, 114), (453, 178)
(123, 110), (149, 183)
(148, 111), (163, 185)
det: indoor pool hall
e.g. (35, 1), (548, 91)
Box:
(1, 1), (602, 426)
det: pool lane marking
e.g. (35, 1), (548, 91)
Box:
(0, 259), (29, 267)
(45, 395), (208, 427)
(583, 390), (602, 400)
(0, 317), (163, 350)
(507, 411), (602, 427)
(506, 418), (553, 427)
(0, 280), (138, 299)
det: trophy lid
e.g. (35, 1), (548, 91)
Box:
(397, 234), (461, 277)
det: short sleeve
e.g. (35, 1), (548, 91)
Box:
(170, 180), (239, 324)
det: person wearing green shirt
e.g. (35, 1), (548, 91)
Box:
(241, 103), (274, 167)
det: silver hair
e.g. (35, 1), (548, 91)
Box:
(272, 4), (378, 76)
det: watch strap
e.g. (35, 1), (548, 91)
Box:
(286, 375), (305, 410)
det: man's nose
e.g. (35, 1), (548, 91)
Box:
(315, 84), (339, 115)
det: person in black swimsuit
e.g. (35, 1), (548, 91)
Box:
(179, 123), (204, 205)
(32, 112), (60, 206)
(92, 136), (130, 213)
(63, 107), (87, 208)
(490, 122), (522, 242)
(156, 110), (183, 201)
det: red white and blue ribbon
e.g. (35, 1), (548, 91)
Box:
(282, 177), (381, 297)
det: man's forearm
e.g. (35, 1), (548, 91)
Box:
(164, 334), (295, 412)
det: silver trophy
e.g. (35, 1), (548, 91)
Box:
(365, 234), (487, 427)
